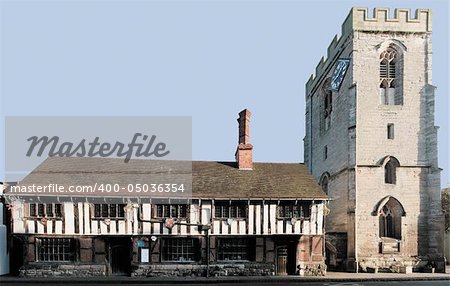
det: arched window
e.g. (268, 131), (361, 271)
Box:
(384, 157), (400, 184)
(320, 172), (330, 195)
(379, 45), (403, 105)
(379, 206), (394, 238)
(324, 90), (332, 118)
(380, 48), (397, 88)
(321, 175), (329, 195)
(322, 78), (332, 131)
(378, 197), (403, 239)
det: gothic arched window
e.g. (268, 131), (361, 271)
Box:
(321, 175), (329, 195)
(384, 157), (400, 184)
(322, 78), (332, 131)
(379, 45), (403, 105)
(379, 206), (394, 238)
(380, 48), (397, 88)
(378, 197), (403, 240)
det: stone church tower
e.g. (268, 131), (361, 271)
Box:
(304, 7), (444, 272)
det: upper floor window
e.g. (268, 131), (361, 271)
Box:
(379, 45), (403, 105)
(384, 157), (400, 184)
(155, 204), (188, 219)
(214, 201), (246, 219)
(93, 204), (125, 219)
(29, 203), (62, 218)
(278, 202), (311, 219)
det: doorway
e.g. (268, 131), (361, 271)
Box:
(276, 241), (297, 275)
(10, 236), (24, 276)
(109, 237), (131, 276)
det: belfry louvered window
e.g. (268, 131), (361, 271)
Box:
(380, 48), (397, 88)
(379, 46), (404, 105)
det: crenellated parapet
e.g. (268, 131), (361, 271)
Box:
(350, 7), (432, 33)
(306, 7), (432, 96)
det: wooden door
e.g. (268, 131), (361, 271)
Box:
(109, 238), (131, 276)
(276, 246), (288, 275)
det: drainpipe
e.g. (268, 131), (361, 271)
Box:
(206, 228), (210, 277)
(309, 95), (313, 171)
(198, 224), (211, 277)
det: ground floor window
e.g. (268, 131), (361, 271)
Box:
(161, 237), (199, 262)
(217, 238), (255, 261)
(378, 197), (403, 240)
(36, 238), (75, 262)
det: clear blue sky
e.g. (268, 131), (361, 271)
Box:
(1, 0), (449, 188)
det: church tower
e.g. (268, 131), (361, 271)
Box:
(304, 8), (444, 272)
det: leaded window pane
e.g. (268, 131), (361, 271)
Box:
(37, 238), (75, 262)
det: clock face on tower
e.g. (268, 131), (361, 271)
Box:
(330, 58), (350, 91)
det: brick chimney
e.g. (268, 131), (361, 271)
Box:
(235, 109), (253, 170)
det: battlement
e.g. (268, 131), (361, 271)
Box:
(306, 7), (432, 96)
(350, 7), (432, 33)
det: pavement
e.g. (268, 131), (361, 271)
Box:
(0, 267), (449, 284)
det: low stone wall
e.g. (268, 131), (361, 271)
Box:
(358, 255), (446, 273)
(132, 263), (275, 277)
(298, 262), (326, 276)
(19, 263), (106, 277)
(359, 255), (418, 273)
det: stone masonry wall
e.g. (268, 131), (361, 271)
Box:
(353, 28), (443, 269)
(304, 29), (356, 264)
(19, 264), (106, 277)
(305, 8), (443, 272)
(132, 263), (275, 277)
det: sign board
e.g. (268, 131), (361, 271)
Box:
(140, 248), (149, 263)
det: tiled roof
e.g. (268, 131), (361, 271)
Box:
(16, 157), (326, 200)
(191, 161), (326, 199)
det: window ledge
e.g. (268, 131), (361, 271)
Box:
(213, 218), (247, 221)
(26, 217), (63, 220)
(92, 217), (126, 220)
(159, 261), (201, 264)
(216, 260), (254, 263)
(377, 104), (404, 110)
